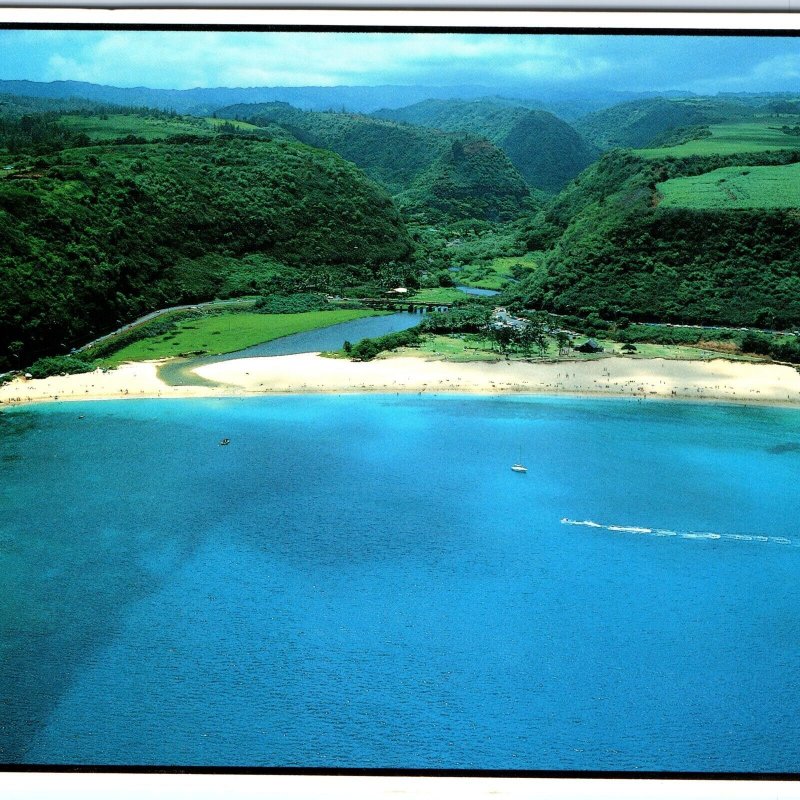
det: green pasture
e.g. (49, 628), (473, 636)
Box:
(657, 162), (800, 209)
(411, 287), (468, 304)
(490, 253), (543, 276)
(456, 252), (542, 290)
(389, 333), (760, 363)
(204, 117), (262, 131)
(58, 113), (269, 142)
(598, 340), (757, 361)
(58, 114), (216, 141)
(99, 309), (383, 365)
(638, 120), (800, 159)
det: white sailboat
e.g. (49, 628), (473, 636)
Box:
(511, 447), (527, 473)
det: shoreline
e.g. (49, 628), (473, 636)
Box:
(2, 353), (800, 409)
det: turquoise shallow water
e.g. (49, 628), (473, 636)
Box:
(2, 395), (800, 770)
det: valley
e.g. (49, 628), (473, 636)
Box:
(2, 84), (800, 386)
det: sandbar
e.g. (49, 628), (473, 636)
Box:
(2, 353), (800, 408)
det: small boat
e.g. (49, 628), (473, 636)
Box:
(511, 463), (528, 473)
(219, 438), (230, 446)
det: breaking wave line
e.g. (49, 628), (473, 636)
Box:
(560, 518), (797, 547)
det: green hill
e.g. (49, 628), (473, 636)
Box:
(515, 147), (800, 329)
(0, 136), (412, 368)
(574, 96), (768, 151)
(395, 137), (533, 224)
(215, 102), (451, 193)
(374, 99), (599, 193)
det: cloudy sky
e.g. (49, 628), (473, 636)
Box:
(1, 29), (799, 93)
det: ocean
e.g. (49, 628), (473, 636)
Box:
(2, 394), (799, 770)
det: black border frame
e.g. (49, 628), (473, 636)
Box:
(1, 17), (799, 782)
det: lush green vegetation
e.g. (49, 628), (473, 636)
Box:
(0, 92), (107, 118)
(390, 333), (504, 361)
(0, 135), (412, 370)
(409, 287), (467, 304)
(452, 252), (542, 290)
(216, 102), (452, 194)
(514, 147), (800, 328)
(0, 113), (91, 155)
(390, 331), (750, 363)
(396, 138), (533, 224)
(347, 326), (423, 361)
(57, 113), (220, 141)
(98, 309), (383, 365)
(738, 330), (800, 363)
(637, 120), (800, 159)
(574, 96), (766, 150)
(376, 99), (599, 192)
(252, 293), (330, 313)
(26, 354), (96, 378)
(55, 111), (282, 142)
(657, 162), (800, 209)
(5, 89), (800, 375)
(418, 301), (493, 333)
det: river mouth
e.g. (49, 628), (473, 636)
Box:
(158, 311), (421, 386)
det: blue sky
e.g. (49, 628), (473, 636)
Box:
(1, 30), (799, 92)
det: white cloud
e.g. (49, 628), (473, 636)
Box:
(34, 31), (618, 89)
(751, 53), (800, 81)
(6, 29), (799, 94)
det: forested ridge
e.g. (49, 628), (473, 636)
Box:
(0, 135), (412, 367)
(215, 102), (453, 194)
(573, 96), (770, 150)
(374, 99), (599, 193)
(513, 148), (800, 328)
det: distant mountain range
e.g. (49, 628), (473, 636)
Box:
(0, 79), (695, 118)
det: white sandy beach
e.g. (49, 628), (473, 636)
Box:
(2, 353), (800, 408)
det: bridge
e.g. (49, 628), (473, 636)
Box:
(354, 297), (452, 314)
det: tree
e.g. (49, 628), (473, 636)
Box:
(489, 324), (514, 355)
(555, 330), (571, 356)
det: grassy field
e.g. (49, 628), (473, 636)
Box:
(638, 120), (800, 159)
(204, 117), (263, 131)
(386, 333), (760, 363)
(58, 114), (218, 141)
(58, 114), (269, 141)
(456, 252), (542, 290)
(657, 162), (800, 209)
(411, 287), (469, 304)
(595, 339), (758, 361)
(99, 309), (383, 365)
(388, 334), (505, 361)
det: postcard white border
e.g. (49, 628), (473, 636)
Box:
(0, 8), (799, 799)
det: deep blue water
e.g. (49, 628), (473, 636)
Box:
(2, 395), (800, 770)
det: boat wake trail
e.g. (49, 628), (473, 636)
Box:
(560, 518), (796, 547)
